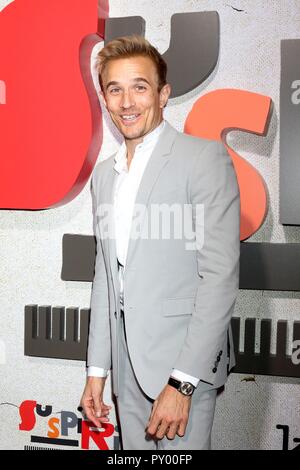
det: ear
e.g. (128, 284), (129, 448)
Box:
(100, 90), (107, 108)
(159, 83), (171, 108)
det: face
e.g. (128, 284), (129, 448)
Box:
(101, 56), (171, 142)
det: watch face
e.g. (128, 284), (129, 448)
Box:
(180, 382), (194, 396)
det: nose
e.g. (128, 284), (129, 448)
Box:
(120, 89), (135, 109)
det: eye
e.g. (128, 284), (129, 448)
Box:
(109, 87), (121, 94)
(135, 85), (147, 92)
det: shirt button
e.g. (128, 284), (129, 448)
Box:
(212, 367), (217, 373)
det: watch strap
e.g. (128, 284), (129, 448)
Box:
(168, 376), (181, 390)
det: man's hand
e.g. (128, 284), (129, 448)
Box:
(146, 384), (192, 440)
(80, 376), (112, 428)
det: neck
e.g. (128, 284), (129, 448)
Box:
(125, 118), (163, 168)
(125, 138), (142, 165)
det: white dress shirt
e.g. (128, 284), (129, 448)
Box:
(87, 120), (199, 388)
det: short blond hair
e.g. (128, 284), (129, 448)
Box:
(96, 35), (167, 92)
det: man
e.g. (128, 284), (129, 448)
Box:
(80, 35), (240, 450)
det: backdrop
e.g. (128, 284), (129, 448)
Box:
(0, 0), (299, 450)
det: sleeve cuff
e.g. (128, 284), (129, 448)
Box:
(171, 368), (200, 388)
(87, 366), (108, 378)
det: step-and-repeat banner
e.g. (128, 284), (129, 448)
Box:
(0, 0), (299, 450)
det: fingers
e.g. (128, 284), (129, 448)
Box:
(155, 421), (170, 440)
(145, 400), (157, 430)
(94, 404), (112, 420)
(83, 405), (103, 428)
(148, 420), (186, 440)
(146, 407), (187, 440)
(93, 393), (103, 418)
(92, 394), (113, 423)
(177, 419), (187, 438)
(146, 413), (161, 437)
(100, 404), (112, 417)
(81, 398), (112, 428)
(167, 422), (179, 440)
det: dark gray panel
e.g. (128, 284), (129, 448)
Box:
(104, 16), (145, 43)
(24, 305), (89, 361)
(244, 318), (255, 356)
(231, 318), (300, 377)
(62, 235), (300, 291)
(280, 39), (300, 225)
(163, 12), (219, 98)
(61, 234), (96, 282)
(24, 304), (300, 378)
(240, 242), (300, 291)
(104, 12), (219, 98)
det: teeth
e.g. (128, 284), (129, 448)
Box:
(122, 114), (138, 121)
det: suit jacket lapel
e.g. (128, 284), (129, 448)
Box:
(101, 161), (119, 297)
(125, 121), (178, 268)
(102, 121), (178, 295)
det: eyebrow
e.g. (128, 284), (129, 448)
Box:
(106, 77), (151, 90)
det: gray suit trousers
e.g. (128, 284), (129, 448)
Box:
(116, 311), (218, 450)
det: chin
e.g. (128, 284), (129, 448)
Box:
(121, 127), (145, 140)
(124, 131), (143, 140)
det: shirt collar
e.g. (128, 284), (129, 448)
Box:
(114, 120), (165, 174)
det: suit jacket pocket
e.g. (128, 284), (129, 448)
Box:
(162, 296), (195, 317)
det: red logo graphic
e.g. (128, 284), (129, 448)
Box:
(19, 399), (115, 450)
(0, 0), (108, 209)
(0, 1), (272, 240)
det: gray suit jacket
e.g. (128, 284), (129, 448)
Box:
(87, 121), (240, 400)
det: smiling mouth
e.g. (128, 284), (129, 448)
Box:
(119, 114), (141, 125)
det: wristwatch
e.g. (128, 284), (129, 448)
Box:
(168, 376), (195, 396)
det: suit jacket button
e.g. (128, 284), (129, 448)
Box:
(217, 356), (221, 362)
(212, 367), (217, 373)
(219, 350), (223, 356)
(114, 311), (117, 318)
